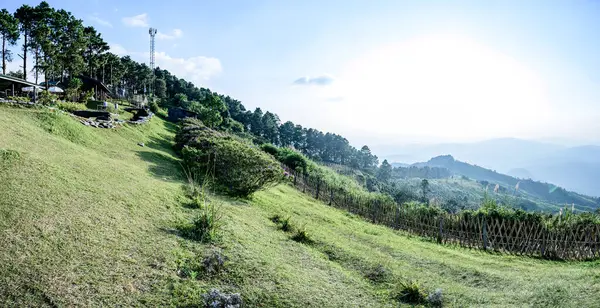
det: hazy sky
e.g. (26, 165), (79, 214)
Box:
(5, 0), (600, 148)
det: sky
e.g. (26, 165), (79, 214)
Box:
(4, 0), (600, 149)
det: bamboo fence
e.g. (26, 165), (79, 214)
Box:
(283, 165), (600, 260)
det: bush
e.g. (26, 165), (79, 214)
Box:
(393, 280), (426, 304)
(56, 101), (87, 113)
(39, 90), (58, 106)
(277, 148), (308, 174)
(260, 143), (279, 156)
(178, 120), (284, 197)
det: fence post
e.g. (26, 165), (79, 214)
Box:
(329, 189), (333, 205)
(302, 173), (307, 193)
(315, 179), (320, 200)
(371, 200), (377, 223)
(482, 217), (488, 250)
(395, 206), (400, 229)
(438, 216), (444, 244)
(293, 171), (297, 186)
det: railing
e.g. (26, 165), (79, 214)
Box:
(282, 165), (600, 260)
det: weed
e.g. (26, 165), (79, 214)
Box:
(280, 216), (293, 232)
(364, 264), (390, 283)
(179, 201), (223, 243)
(393, 280), (426, 305)
(270, 214), (282, 224)
(291, 226), (313, 244)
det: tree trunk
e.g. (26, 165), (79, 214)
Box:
(2, 36), (5, 75)
(35, 49), (39, 84)
(22, 34), (28, 81)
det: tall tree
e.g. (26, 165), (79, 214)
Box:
(154, 78), (167, 99)
(377, 159), (393, 182)
(14, 4), (35, 81)
(279, 121), (295, 147)
(262, 111), (280, 145)
(0, 9), (19, 75)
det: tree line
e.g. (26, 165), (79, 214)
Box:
(0, 1), (381, 175)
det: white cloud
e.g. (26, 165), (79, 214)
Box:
(109, 43), (128, 56)
(122, 13), (149, 27)
(293, 74), (335, 86)
(153, 51), (222, 84)
(88, 15), (113, 28)
(157, 29), (183, 40)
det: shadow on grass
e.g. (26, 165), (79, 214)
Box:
(136, 150), (183, 182)
(145, 135), (176, 154)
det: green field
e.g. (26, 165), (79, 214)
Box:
(1, 105), (599, 307)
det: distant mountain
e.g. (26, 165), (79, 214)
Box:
(377, 138), (565, 172)
(507, 168), (533, 179)
(413, 155), (599, 211)
(379, 138), (600, 197)
(390, 162), (410, 168)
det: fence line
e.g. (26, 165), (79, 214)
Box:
(282, 165), (600, 260)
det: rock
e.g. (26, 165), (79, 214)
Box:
(138, 143), (145, 147)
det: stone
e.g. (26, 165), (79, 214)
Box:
(138, 143), (145, 147)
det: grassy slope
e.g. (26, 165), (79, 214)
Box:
(1, 106), (599, 307)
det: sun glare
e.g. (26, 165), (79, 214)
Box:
(327, 35), (551, 141)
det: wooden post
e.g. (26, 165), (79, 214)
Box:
(315, 179), (320, 200)
(482, 217), (488, 250)
(438, 216), (444, 244)
(302, 173), (307, 193)
(293, 171), (297, 186)
(329, 189), (333, 205)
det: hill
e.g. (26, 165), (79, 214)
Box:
(1, 106), (600, 307)
(379, 139), (600, 197)
(409, 155), (599, 212)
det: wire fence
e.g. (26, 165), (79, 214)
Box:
(283, 165), (600, 260)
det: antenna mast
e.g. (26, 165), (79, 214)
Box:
(149, 27), (157, 98)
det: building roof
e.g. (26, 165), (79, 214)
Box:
(0, 74), (42, 89)
(77, 75), (114, 97)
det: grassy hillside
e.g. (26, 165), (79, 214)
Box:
(1, 106), (600, 307)
(413, 155), (599, 212)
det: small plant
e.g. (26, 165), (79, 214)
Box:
(365, 264), (390, 283)
(270, 214), (282, 224)
(180, 201), (223, 243)
(426, 288), (443, 307)
(279, 216), (293, 232)
(393, 280), (426, 305)
(202, 288), (242, 308)
(202, 249), (228, 277)
(291, 226), (313, 244)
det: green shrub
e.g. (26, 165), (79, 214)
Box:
(260, 143), (280, 156)
(56, 101), (87, 113)
(38, 90), (58, 106)
(277, 148), (308, 173)
(393, 280), (426, 304)
(179, 120), (284, 197)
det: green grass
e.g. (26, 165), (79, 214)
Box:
(1, 105), (599, 307)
